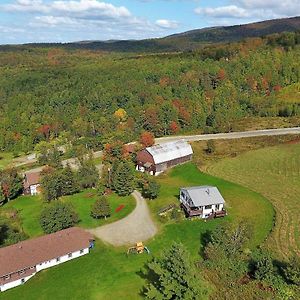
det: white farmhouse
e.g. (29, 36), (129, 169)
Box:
(0, 227), (94, 292)
(180, 186), (227, 219)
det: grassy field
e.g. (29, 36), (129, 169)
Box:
(0, 164), (274, 299)
(208, 143), (300, 258)
(3, 190), (135, 237)
(0, 152), (14, 170)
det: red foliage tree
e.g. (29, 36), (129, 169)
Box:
(140, 131), (155, 148)
(217, 68), (226, 81)
(38, 124), (51, 140)
(169, 121), (180, 134)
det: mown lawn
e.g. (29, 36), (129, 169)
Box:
(208, 143), (300, 258)
(3, 190), (135, 237)
(151, 163), (274, 249)
(0, 164), (274, 299)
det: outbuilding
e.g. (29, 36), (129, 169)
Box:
(23, 170), (41, 195)
(180, 186), (227, 219)
(136, 140), (193, 176)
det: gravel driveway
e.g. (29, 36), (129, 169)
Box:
(88, 190), (157, 246)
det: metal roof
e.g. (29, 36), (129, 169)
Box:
(181, 186), (225, 207)
(146, 140), (193, 165)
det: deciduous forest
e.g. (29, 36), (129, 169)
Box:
(0, 31), (299, 153)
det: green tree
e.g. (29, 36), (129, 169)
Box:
(142, 180), (160, 199)
(0, 168), (23, 201)
(284, 256), (300, 286)
(41, 171), (62, 202)
(61, 164), (79, 195)
(206, 140), (215, 154)
(40, 202), (79, 234)
(144, 243), (209, 300)
(112, 160), (135, 196)
(252, 249), (275, 282)
(90, 196), (111, 219)
(77, 156), (99, 188)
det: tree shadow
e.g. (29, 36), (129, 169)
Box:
(199, 229), (212, 257)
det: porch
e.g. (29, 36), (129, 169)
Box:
(181, 203), (203, 217)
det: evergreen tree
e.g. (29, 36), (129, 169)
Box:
(90, 196), (111, 219)
(112, 160), (135, 196)
(144, 243), (209, 300)
(252, 249), (275, 282)
(77, 156), (99, 188)
(61, 164), (79, 195)
(284, 256), (300, 286)
(41, 171), (61, 202)
(142, 180), (160, 199)
(40, 202), (79, 234)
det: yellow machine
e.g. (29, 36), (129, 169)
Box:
(127, 242), (150, 255)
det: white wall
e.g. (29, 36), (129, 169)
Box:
(0, 273), (35, 292)
(0, 248), (89, 292)
(30, 184), (40, 195)
(36, 248), (89, 272)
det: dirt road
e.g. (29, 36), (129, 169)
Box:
(88, 190), (157, 246)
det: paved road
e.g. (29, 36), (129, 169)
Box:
(88, 190), (157, 246)
(12, 127), (300, 170)
(155, 127), (300, 143)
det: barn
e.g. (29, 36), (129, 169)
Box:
(136, 140), (193, 176)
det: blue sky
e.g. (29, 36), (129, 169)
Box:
(0, 0), (299, 44)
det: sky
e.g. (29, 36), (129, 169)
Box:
(0, 0), (299, 44)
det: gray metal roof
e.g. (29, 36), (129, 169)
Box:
(181, 186), (225, 207)
(146, 140), (193, 165)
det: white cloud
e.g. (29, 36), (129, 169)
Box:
(155, 19), (179, 29)
(0, 0), (182, 42)
(195, 0), (300, 23)
(195, 5), (249, 19)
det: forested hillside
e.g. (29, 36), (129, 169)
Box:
(0, 32), (300, 153)
(1, 16), (299, 53)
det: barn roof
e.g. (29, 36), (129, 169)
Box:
(0, 227), (93, 280)
(146, 140), (193, 165)
(181, 186), (225, 207)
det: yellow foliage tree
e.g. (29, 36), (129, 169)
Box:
(114, 108), (127, 121)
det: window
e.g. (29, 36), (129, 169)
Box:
(215, 204), (220, 210)
(80, 249), (84, 254)
(68, 253), (72, 258)
(56, 257), (60, 262)
(204, 205), (212, 209)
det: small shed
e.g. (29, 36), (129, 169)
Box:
(136, 140), (193, 175)
(23, 170), (41, 195)
(180, 186), (226, 218)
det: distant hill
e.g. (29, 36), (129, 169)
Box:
(1, 16), (300, 53)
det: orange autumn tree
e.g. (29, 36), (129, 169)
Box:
(140, 131), (155, 148)
(169, 121), (180, 134)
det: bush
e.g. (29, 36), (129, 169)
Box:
(206, 140), (216, 154)
(90, 196), (111, 219)
(40, 202), (79, 234)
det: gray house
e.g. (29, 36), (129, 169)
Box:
(180, 186), (226, 218)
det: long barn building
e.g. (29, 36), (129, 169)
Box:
(136, 140), (193, 176)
